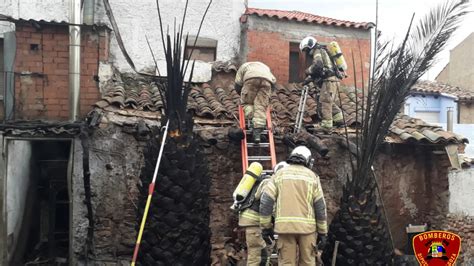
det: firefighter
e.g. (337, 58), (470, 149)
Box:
(238, 161), (288, 266)
(259, 146), (328, 266)
(235, 62), (277, 143)
(300, 36), (344, 131)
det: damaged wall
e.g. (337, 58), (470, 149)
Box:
(375, 144), (451, 250)
(5, 140), (33, 261)
(13, 23), (109, 120)
(72, 124), (143, 264)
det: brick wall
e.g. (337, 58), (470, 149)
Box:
(245, 29), (371, 87)
(14, 23), (109, 120)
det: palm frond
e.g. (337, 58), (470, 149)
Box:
(354, 0), (469, 188)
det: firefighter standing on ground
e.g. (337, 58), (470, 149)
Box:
(259, 146), (328, 266)
(300, 36), (345, 130)
(237, 161), (289, 265)
(235, 62), (277, 143)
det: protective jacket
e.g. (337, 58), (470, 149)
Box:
(306, 46), (339, 82)
(238, 178), (271, 227)
(259, 164), (328, 234)
(235, 62), (277, 87)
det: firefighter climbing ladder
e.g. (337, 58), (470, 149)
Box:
(238, 106), (277, 175)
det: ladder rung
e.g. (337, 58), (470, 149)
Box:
(245, 130), (269, 134)
(248, 156), (272, 161)
(247, 143), (270, 147)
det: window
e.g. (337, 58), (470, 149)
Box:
(184, 37), (217, 62)
(289, 42), (313, 83)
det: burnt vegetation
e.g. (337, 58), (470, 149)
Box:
(322, 0), (469, 265)
(104, 0), (213, 264)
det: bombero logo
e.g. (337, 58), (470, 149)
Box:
(412, 230), (461, 266)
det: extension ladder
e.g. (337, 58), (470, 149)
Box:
(294, 84), (310, 134)
(238, 106), (277, 175)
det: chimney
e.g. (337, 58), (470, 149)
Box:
(69, 0), (81, 121)
(447, 107), (454, 132)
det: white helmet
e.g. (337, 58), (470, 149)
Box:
(289, 146), (312, 166)
(299, 36), (317, 52)
(273, 161), (289, 174)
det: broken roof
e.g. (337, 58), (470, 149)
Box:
(411, 80), (474, 102)
(243, 7), (374, 30)
(95, 75), (467, 145)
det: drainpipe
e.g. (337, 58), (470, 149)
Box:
(447, 107), (454, 132)
(69, 0), (81, 121)
(83, 0), (95, 25)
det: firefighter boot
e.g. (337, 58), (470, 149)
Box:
(253, 128), (263, 144)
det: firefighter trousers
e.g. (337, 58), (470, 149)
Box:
(241, 78), (272, 129)
(320, 80), (343, 128)
(245, 226), (270, 266)
(277, 233), (317, 266)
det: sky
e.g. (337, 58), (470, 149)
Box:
(249, 0), (474, 80)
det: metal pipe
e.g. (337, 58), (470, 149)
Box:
(69, 0), (81, 121)
(447, 107), (454, 132)
(83, 0), (95, 25)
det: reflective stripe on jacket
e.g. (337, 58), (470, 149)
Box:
(260, 164), (328, 234)
(238, 179), (271, 227)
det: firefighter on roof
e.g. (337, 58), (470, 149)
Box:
(300, 36), (346, 131)
(235, 62), (277, 143)
(260, 146), (328, 266)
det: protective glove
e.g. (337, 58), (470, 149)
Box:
(235, 84), (243, 95)
(261, 228), (275, 245)
(317, 234), (328, 250)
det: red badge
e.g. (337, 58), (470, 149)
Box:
(412, 230), (461, 266)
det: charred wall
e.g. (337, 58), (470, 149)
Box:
(72, 123), (143, 264)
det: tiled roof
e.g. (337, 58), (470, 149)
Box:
(95, 76), (467, 145)
(243, 8), (373, 29)
(212, 61), (238, 73)
(411, 80), (474, 102)
(95, 76), (361, 125)
(0, 120), (82, 136)
(388, 115), (468, 144)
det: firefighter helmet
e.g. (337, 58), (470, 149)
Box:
(289, 146), (312, 166)
(299, 36), (317, 52)
(273, 161), (289, 173)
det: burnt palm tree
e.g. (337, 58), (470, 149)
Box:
(104, 0), (213, 264)
(322, 0), (469, 264)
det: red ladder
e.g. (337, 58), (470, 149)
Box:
(238, 106), (277, 175)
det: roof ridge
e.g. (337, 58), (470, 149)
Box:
(245, 7), (373, 29)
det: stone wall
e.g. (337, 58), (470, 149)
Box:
(72, 123), (144, 265)
(443, 214), (474, 264)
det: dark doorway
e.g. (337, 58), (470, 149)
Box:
(289, 42), (313, 83)
(7, 140), (71, 265)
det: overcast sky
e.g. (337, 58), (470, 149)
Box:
(249, 0), (474, 80)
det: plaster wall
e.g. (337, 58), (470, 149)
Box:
(447, 33), (474, 91)
(0, 0), (246, 82)
(448, 168), (474, 216)
(6, 140), (32, 260)
(405, 94), (457, 123)
(459, 103), (474, 124)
